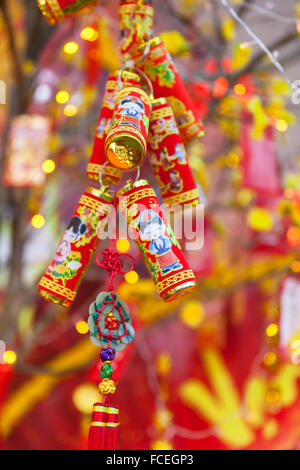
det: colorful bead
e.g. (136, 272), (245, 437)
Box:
(100, 347), (116, 362)
(99, 378), (117, 395)
(100, 363), (113, 379)
(105, 313), (119, 330)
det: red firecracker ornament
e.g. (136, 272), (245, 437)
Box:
(118, 179), (197, 301)
(37, 0), (98, 24)
(148, 97), (200, 207)
(38, 186), (113, 307)
(119, 0), (154, 58)
(131, 37), (204, 144)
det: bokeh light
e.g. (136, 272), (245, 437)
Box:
(80, 27), (99, 42)
(31, 214), (45, 229)
(42, 159), (56, 174)
(63, 41), (79, 54)
(125, 270), (139, 284)
(116, 238), (130, 253)
(64, 104), (78, 117)
(56, 90), (70, 104)
(75, 321), (89, 335)
(3, 350), (17, 365)
(234, 83), (246, 96)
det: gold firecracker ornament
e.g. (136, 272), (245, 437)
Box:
(87, 70), (143, 184)
(105, 86), (152, 170)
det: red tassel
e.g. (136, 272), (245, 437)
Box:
(88, 402), (119, 450)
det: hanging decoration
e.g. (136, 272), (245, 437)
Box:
(105, 82), (152, 170)
(38, 186), (113, 307)
(86, 70), (143, 183)
(148, 98), (199, 207)
(37, 0), (204, 450)
(118, 179), (197, 301)
(119, 0), (154, 58)
(87, 243), (136, 450)
(3, 115), (51, 187)
(130, 36), (205, 144)
(37, 0), (98, 25)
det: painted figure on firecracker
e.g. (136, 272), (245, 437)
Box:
(159, 147), (174, 170)
(149, 118), (178, 149)
(103, 91), (115, 110)
(173, 143), (186, 164)
(117, 96), (145, 129)
(47, 216), (86, 281)
(97, 118), (111, 139)
(138, 209), (182, 276)
(169, 170), (183, 193)
(158, 144), (186, 171)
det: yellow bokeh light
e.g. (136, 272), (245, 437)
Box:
(64, 41), (79, 54)
(125, 270), (139, 284)
(80, 27), (99, 42)
(266, 323), (279, 337)
(31, 214), (45, 229)
(72, 383), (99, 414)
(42, 159), (56, 174)
(180, 300), (205, 329)
(156, 352), (171, 376)
(287, 226), (300, 246)
(64, 104), (78, 117)
(226, 151), (240, 168)
(275, 119), (288, 132)
(236, 189), (253, 207)
(56, 90), (70, 104)
(3, 350), (17, 365)
(262, 419), (279, 439)
(234, 83), (246, 96)
(75, 321), (89, 335)
(116, 238), (130, 253)
(263, 351), (277, 367)
(247, 207), (273, 232)
(151, 439), (173, 450)
(291, 261), (300, 273)
(266, 389), (280, 404)
(153, 408), (173, 431)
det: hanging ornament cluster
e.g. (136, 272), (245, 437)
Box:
(87, 248), (136, 450)
(37, 0), (205, 450)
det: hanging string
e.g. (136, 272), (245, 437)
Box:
(218, 0), (293, 88)
(96, 192), (135, 291)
